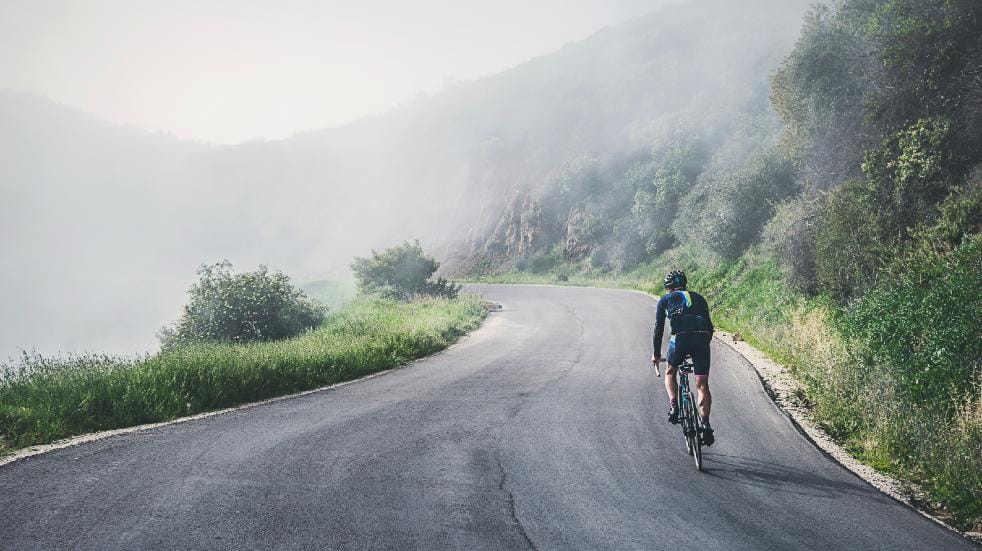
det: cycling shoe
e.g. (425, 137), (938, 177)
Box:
(700, 427), (715, 447)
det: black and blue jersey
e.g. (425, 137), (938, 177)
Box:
(652, 289), (714, 357)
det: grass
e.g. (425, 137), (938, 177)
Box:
(461, 245), (981, 532)
(0, 295), (486, 456)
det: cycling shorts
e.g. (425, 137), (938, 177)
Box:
(667, 332), (712, 377)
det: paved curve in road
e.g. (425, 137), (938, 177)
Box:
(0, 285), (975, 550)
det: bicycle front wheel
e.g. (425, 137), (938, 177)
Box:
(686, 394), (702, 471)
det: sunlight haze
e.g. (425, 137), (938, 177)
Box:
(1, 0), (673, 143)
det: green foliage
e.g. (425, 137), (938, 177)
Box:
(863, 0), (982, 142)
(0, 296), (486, 454)
(351, 241), (460, 300)
(770, 4), (871, 183)
(631, 134), (710, 256)
(160, 261), (325, 348)
(761, 196), (820, 292)
(834, 233), (982, 522)
(841, 234), (981, 404)
(676, 150), (797, 259)
(817, 119), (960, 302)
(862, 117), (952, 216)
(516, 246), (564, 274)
(909, 178), (982, 252)
(815, 180), (896, 300)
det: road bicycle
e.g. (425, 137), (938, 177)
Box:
(656, 357), (703, 471)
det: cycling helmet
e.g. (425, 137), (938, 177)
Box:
(663, 270), (687, 289)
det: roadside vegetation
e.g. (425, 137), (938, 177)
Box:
(462, 1), (981, 531)
(0, 249), (485, 457)
(352, 240), (461, 300)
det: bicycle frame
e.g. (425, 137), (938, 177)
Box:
(674, 358), (703, 470)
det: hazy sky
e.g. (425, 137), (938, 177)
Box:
(1, 0), (674, 144)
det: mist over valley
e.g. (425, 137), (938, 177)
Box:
(1, 0), (811, 358)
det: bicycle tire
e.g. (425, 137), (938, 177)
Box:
(686, 393), (702, 470)
(683, 402), (694, 455)
(691, 405), (703, 471)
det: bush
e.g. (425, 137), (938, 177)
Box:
(516, 246), (564, 274)
(761, 196), (820, 292)
(814, 180), (897, 302)
(676, 150), (797, 258)
(160, 261), (325, 348)
(630, 134), (710, 256)
(841, 234), (981, 405)
(861, 117), (952, 220)
(351, 241), (460, 300)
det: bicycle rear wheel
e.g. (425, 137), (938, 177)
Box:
(680, 396), (694, 455)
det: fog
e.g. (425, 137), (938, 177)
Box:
(1, 0), (813, 360)
(0, 0), (673, 144)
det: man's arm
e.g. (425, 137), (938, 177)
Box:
(652, 296), (667, 356)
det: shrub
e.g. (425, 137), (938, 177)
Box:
(861, 117), (952, 220)
(516, 246), (564, 274)
(841, 234), (981, 405)
(160, 261), (325, 348)
(814, 180), (897, 302)
(630, 134), (710, 256)
(761, 196), (820, 292)
(588, 247), (609, 271)
(676, 150), (797, 259)
(351, 241), (460, 300)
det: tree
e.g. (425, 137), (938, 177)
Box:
(675, 150), (797, 259)
(351, 241), (460, 300)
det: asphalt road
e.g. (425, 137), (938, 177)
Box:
(0, 284), (975, 550)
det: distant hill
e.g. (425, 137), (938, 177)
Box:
(0, 0), (812, 356)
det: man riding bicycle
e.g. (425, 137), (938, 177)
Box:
(651, 270), (716, 446)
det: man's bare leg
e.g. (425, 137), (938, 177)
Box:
(665, 364), (678, 402)
(693, 376), (712, 420)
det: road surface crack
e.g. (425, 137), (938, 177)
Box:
(495, 453), (537, 550)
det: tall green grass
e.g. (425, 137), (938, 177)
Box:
(464, 243), (981, 530)
(0, 295), (486, 455)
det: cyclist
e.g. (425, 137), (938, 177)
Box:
(651, 270), (716, 446)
